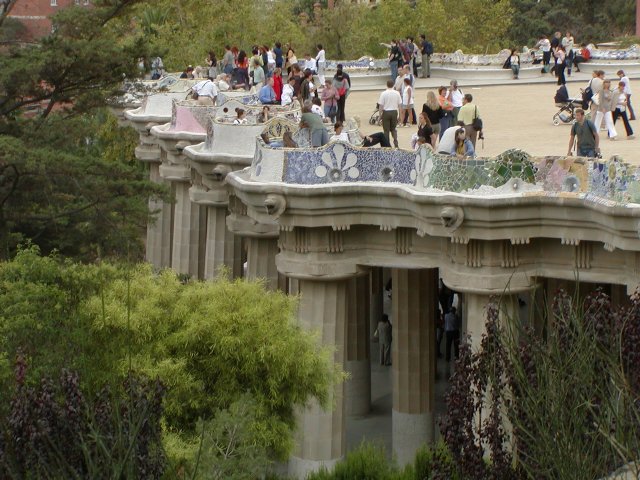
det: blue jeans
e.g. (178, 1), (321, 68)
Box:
(578, 147), (596, 158)
(439, 113), (451, 139)
(390, 61), (399, 80)
(324, 104), (337, 123)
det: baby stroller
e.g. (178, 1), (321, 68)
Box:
(369, 103), (383, 126)
(552, 85), (582, 125)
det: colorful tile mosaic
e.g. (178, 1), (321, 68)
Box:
(266, 143), (640, 205)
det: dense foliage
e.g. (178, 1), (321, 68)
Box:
(0, 248), (337, 474)
(0, 361), (166, 479)
(136, 0), (635, 71)
(136, 0), (514, 68)
(0, 0), (164, 261)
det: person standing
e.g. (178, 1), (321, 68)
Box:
(509, 49), (520, 79)
(419, 33), (433, 78)
(321, 79), (339, 123)
(272, 68), (283, 103)
(448, 80), (464, 125)
(333, 71), (350, 123)
(550, 31), (562, 74)
(252, 58), (265, 91)
(206, 51), (218, 79)
(273, 42), (284, 69)
(593, 79), (618, 140)
(388, 40), (402, 80)
(568, 108), (600, 157)
(377, 315), (392, 366)
(613, 81), (634, 139)
(378, 80), (402, 148)
(401, 77), (415, 127)
(617, 70), (636, 121)
(222, 45), (234, 75)
(316, 44), (326, 85)
(437, 86), (453, 139)
(554, 46), (567, 86)
(422, 90), (443, 139)
(444, 307), (460, 362)
(536, 35), (551, 73)
(562, 31), (575, 75)
(281, 76), (296, 106)
(457, 93), (481, 148)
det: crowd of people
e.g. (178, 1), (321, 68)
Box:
(567, 69), (635, 157)
(149, 32), (640, 159)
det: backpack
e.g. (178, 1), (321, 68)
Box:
(425, 41), (433, 56)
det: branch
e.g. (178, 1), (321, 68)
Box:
(0, 163), (19, 211)
(0, 0), (18, 30)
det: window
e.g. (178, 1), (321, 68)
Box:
(51, 0), (57, 6)
(84, 0), (89, 4)
(75, 0), (80, 4)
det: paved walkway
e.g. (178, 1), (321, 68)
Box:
(343, 72), (639, 164)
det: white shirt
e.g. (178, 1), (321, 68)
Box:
(281, 84), (294, 105)
(378, 88), (402, 111)
(620, 75), (632, 95)
(305, 57), (317, 72)
(193, 80), (218, 98)
(233, 118), (248, 125)
(402, 85), (414, 105)
(311, 104), (325, 118)
(316, 49), (326, 64)
(449, 89), (464, 107)
(267, 50), (275, 65)
(330, 132), (350, 142)
(217, 79), (230, 91)
(438, 126), (461, 154)
(537, 38), (551, 52)
(562, 36), (574, 53)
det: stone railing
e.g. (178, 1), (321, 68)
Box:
(250, 142), (640, 205)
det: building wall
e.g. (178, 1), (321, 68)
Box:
(8, 0), (91, 40)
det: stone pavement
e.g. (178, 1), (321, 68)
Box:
(343, 73), (640, 164)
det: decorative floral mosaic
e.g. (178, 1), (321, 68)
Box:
(272, 143), (640, 205)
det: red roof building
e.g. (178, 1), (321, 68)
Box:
(7, 0), (91, 41)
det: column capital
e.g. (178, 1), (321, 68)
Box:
(277, 253), (369, 281)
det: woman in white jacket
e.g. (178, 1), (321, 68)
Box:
(593, 79), (618, 140)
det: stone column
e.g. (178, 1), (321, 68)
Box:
(171, 182), (200, 276)
(369, 267), (383, 338)
(146, 163), (172, 268)
(346, 275), (371, 416)
(289, 278), (348, 478)
(464, 292), (521, 352)
(203, 205), (241, 279)
(391, 268), (438, 466)
(246, 237), (279, 290)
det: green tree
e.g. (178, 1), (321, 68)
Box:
(0, 1), (166, 260)
(0, 248), (338, 472)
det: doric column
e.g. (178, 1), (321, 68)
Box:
(369, 267), (383, 338)
(391, 268), (438, 466)
(146, 163), (172, 268)
(289, 278), (349, 478)
(464, 292), (521, 352)
(171, 182), (200, 276)
(203, 205), (241, 280)
(345, 275), (371, 416)
(246, 237), (279, 290)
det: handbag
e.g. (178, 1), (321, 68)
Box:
(472, 106), (483, 131)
